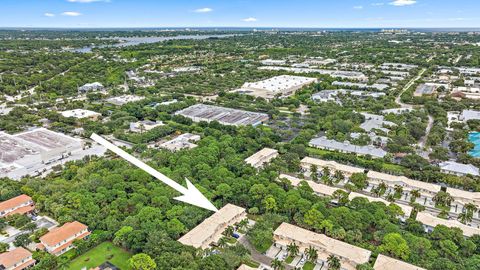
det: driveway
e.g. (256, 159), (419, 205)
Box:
(239, 236), (294, 270)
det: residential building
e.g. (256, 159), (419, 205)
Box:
(38, 221), (90, 256)
(381, 108), (413, 115)
(312, 89), (385, 103)
(0, 194), (35, 218)
(237, 265), (256, 270)
(236, 75), (317, 100)
(360, 113), (396, 133)
(373, 254), (425, 270)
(178, 204), (247, 249)
(175, 104), (269, 127)
(78, 82), (104, 94)
(261, 59), (287, 66)
(106, 95), (145, 106)
(452, 86), (480, 99)
(244, 148), (279, 169)
(60, 109), (101, 120)
(416, 212), (480, 237)
(129, 120), (164, 133)
(332, 81), (389, 91)
(309, 136), (387, 158)
(439, 161), (479, 177)
(0, 247), (36, 270)
(273, 223), (371, 270)
(258, 66), (368, 81)
(300, 157), (365, 177)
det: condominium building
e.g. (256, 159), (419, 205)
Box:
(178, 204), (247, 249)
(416, 212), (480, 237)
(373, 254), (425, 270)
(309, 136), (387, 159)
(38, 221), (90, 256)
(0, 194), (35, 218)
(273, 223), (371, 270)
(0, 247), (36, 270)
(244, 148), (279, 169)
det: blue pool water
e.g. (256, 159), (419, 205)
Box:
(469, 132), (480, 158)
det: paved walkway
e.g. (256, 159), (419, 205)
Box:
(239, 236), (294, 270)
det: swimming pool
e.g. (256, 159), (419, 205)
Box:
(469, 132), (480, 158)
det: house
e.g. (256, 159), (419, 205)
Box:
(129, 120), (164, 133)
(244, 148), (279, 169)
(78, 82), (104, 94)
(38, 221), (90, 256)
(178, 204), (246, 249)
(416, 212), (480, 237)
(273, 223), (371, 270)
(373, 254), (425, 270)
(439, 161), (479, 177)
(0, 247), (36, 270)
(0, 194), (35, 218)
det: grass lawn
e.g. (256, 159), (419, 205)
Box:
(285, 255), (295, 264)
(67, 242), (132, 270)
(254, 239), (272, 253)
(303, 261), (315, 270)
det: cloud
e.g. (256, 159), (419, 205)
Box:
(44, 12), (55, 17)
(62, 11), (82, 16)
(242, 17), (257, 22)
(390, 0), (416, 6)
(194, 7), (213, 13)
(67, 0), (110, 3)
(371, 2), (385, 6)
(354, 6), (364, 9)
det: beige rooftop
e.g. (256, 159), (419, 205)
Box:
(416, 212), (480, 237)
(374, 254), (425, 270)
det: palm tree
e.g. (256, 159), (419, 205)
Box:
(322, 167), (331, 177)
(376, 182), (388, 196)
(333, 170), (345, 184)
(459, 212), (470, 224)
(465, 203), (478, 216)
(386, 194), (396, 202)
(287, 242), (300, 257)
(311, 164), (319, 182)
(271, 258), (285, 270)
(332, 189), (349, 205)
(410, 189), (421, 203)
(394, 185), (403, 199)
(433, 191), (453, 208)
(217, 237), (228, 248)
(225, 225), (234, 237)
(327, 254), (341, 270)
(306, 246), (318, 262)
(237, 218), (249, 231)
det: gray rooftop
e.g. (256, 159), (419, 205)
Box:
(309, 136), (387, 158)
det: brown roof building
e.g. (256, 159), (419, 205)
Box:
(0, 194), (35, 218)
(38, 221), (90, 256)
(0, 247), (36, 270)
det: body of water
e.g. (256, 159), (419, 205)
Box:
(469, 132), (480, 158)
(72, 34), (237, 53)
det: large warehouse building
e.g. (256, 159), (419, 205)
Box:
(175, 104), (269, 126)
(235, 75), (317, 100)
(0, 128), (84, 180)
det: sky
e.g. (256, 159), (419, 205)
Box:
(1, 0), (479, 28)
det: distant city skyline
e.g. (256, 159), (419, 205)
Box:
(1, 0), (479, 28)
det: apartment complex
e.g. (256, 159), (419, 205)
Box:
(416, 212), (480, 237)
(0, 247), (36, 270)
(38, 221), (90, 256)
(0, 194), (35, 218)
(373, 254), (425, 270)
(309, 136), (387, 159)
(178, 204), (246, 249)
(244, 148), (279, 169)
(274, 223), (371, 270)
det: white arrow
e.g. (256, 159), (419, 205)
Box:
(90, 133), (218, 212)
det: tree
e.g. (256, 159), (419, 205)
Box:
(433, 191), (453, 208)
(393, 185), (403, 199)
(225, 225), (234, 237)
(332, 189), (349, 205)
(327, 254), (341, 270)
(379, 233), (410, 260)
(306, 246), (318, 262)
(263, 195), (278, 213)
(218, 237), (229, 249)
(410, 189), (421, 203)
(350, 173), (368, 190)
(287, 242), (300, 257)
(129, 253), (157, 270)
(14, 233), (31, 247)
(271, 258), (285, 270)
(304, 208), (324, 230)
(311, 164), (318, 182)
(0, 242), (8, 253)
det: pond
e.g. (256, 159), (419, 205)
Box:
(469, 132), (480, 158)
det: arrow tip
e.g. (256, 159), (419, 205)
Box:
(174, 179), (218, 212)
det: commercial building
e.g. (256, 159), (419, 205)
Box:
(175, 104), (269, 127)
(236, 75), (317, 100)
(312, 90), (385, 103)
(414, 84), (437, 97)
(380, 63), (418, 71)
(0, 247), (36, 270)
(258, 66), (368, 81)
(106, 95), (145, 106)
(416, 212), (480, 237)
(60, 109), (101, 120)
(38, 221), (90, 256)
(178, 204), (247, 249)
(439, 161), (479, 177)
(373, 254), (425, 270)
(244, 148), (279, 169)
(309, 136), (387, 158)
(273, 223), (371, 270)
(0, 128), (84, 180)
(360, 113), (396, 133)
(158, 133), (201, 152)
(78, 82), (104, 94)
(452, 87), (480, 99)
(381, 108), (413, 115)
(129, 120), (164, 133)
(0, 194), (35, 218)
(261, 59), (287, 66)
(332, 81), (389, 91)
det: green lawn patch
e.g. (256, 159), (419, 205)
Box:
(254, 239), (272, 253)
(226, 236), (237, 244)
(67, 242), (132, 270)
(303, 261), (315, 270)
(285, 255), (295, 264)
